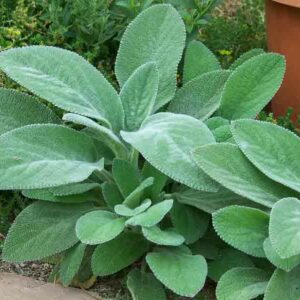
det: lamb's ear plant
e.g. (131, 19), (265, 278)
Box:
(0, 3), (287, 299)
(194, 120), (300, 299)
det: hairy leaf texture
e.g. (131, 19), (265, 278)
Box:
(229, 49), (265, 70)
(92, 232), (149, 276)
(194, 143), (298, 207)
(269, 198), (300, 259)
(127, 269), (167, 300)
(168, 70), (231, 120)
(50, 183), (101, 196)
(183, 40), (220, 84)
(120, 62), (158, 131)
(3, 202), (93, 262)
(0, 124), (104, 189)
(217, 53), (285, 120)
(264, 266), (300, 300)
(121, 112), (219, 191)
(0, 46), (124, 132)
(216, 267), (270, 300)
(114, 199), (152, 217)
(102, 182), (124, 208)
(205, 116), (229, 131)
(0, 88), (61, 135)
(76, 210), (125, 245)
(232, 119), (300, 193)
(115, 4), (186, 110)
(212, 206), (269, 257)
(146, 247), (207, 297)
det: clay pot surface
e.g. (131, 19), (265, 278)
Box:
(266, 0), (300, 121)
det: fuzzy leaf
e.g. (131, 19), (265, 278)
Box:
(63, 113), (128, 159)
(263, 238), (300, 272)
(212, 206), (269, 257)
(264, 266), (300, 300)
(115, 4), (185, 110)
(213, 125), (233, 143)
(120, 62), (158, 131)
(3, 202), (93, 262)
(170, 202), (209, 244)
(0, 88), (61, 135)
(217, 53), (285, 120)
(183, 40), (220, 84)
(114, 199), (152, 217)
(0, 124), (104, 189)
(232, 119), (300, 193)
(50, 183), (101, 196)
(216, 267), (270, 300)
(102, 182), (124, 208)
(168, 70), (230, 120)
(194, 143), (297, 208)
(142, 226), (185, 246)
(146, 248), (207, 297)
(176, 187), (255, 214)
(269, 198), (300, 258)
(127, 269), (167, 300)
(76, 210), (125, 245)
(121, 112), (218, 191)
(59, 243), (87, 287)
(208, 248), (254, 282)
(92, 232), (149, 276)
(126, 199), (173, 227)
(205, 116), (229, 131)
(229, 49), (265, 70)
(112, 159), (140, 198)
(0, 46), (123, 131)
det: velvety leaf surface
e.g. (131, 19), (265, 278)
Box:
(50, 182), (101, 196)
(205, 116), (229, 131)
(194, 143), (297, 207)
(59, 243), (87, 286)
(115, 4), (185, 110)
(216, 267), (269, 300)
(170, 202), (209, 244)
(92, 232), (149, 276)
(229, 48), (265, 70)
(126, 199), (173, 227)
(208, 248), (254, 282)
(0, 124), (104, 189)
(102, 182), (124, 208)
(120, 62), (158, 131)
(0, 88), (61, 135)
(213, 206), (269, 257)
(0, 46), (124, 131)
(3, 202), (93, 262)
(217, 53), (285, 120)
(168, 70), (230, 120)
(264, 266), (300, 300)
(121, 112), (218, 191)
(263, 238), (300, 272)
(232, 119), (300, 193)
(146, 247), (207, 297)
(183, 40), (220, 84)
(114, 199), (152, 217)
(127, 269), (167, 300)
(269, 198), (300, 258)
(142, 226), (185, 246)
(76, 210), (125, 245)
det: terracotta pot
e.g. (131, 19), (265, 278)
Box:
(266, 0), (300, 121)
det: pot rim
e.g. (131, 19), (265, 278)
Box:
(272, 0), (300, 8)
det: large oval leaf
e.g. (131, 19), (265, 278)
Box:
(232, 119), (300, 193)
(76, 210), (125, 245)
(193, 143), (297, 208)
(0, 46), (123, 131)
(146, 247), (207, 297)
(217, 53), (285, 120)
(92, 232), (149, 276)
(115, 4), (186, 110)
(229, 48), (265, 70)
(121, 112), (218, 191)
(183, 40), (220, 84)
(269, 198), (300, 259)
(168, 70), (231, 120)
(2, 202), (93, 262)
(213, 206), (269, 257)
(0, 88), (61, 135)
(120, 62), (158, 131)
(0, 124), (104, 189)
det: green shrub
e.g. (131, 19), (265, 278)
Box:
(0, 3), (286, 298)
